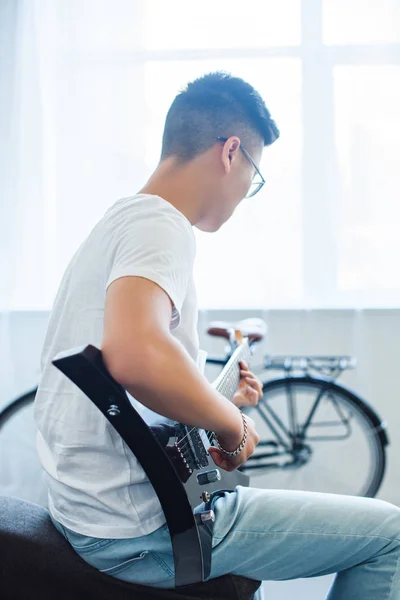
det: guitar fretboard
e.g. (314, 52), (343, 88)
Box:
(204, 340), (251, 443)
(212, 341), (251, 401)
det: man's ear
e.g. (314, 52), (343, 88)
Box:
(228, 138), (240, 158)
(222, 136), (241, 172)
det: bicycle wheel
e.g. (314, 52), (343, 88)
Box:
(242, 377), (388, 498)
(0, 388), (47, 506)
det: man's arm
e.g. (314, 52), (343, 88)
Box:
(101, 276), (243, 446)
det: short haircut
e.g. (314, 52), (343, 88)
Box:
(160, 71), (280, 162)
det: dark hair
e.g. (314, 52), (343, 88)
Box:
(160, 71), (280, 162)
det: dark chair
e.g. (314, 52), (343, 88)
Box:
(0, 496), (261, 600)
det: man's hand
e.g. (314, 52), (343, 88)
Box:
(208, 413), (260, 472)
(232, 361), (263, 408)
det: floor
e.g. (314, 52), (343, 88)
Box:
(262, 575), (334, 599)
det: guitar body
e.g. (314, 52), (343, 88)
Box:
(52, 340), (251, 587)
(185, 464), (249, 508)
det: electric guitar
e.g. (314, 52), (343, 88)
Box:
(52, 334), (251, 587)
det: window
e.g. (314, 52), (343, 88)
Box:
(334, 66), (400, 305)
(323, 0), (400, 45)
(6, 0), (400, 309)
(143, 0), (301, 50)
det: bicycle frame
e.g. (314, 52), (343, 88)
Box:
(205, 343), (388, 472)
(243, 375), (349, 471)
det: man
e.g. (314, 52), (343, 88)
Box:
(35, 72), (400, 599)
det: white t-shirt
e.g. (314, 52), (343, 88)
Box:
(34, 194), (200, 538)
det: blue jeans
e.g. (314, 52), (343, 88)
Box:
(51, 486), (400, 599)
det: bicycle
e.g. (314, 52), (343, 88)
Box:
(205, 318), (389, 498)
(0, 319), (390, 500)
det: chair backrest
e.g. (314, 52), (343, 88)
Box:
(0, 496), (260, 600)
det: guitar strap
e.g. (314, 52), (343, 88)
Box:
(193, 488), (234, 580)
(52, 344), (224, 586)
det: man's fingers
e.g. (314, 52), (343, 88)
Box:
(246, 387), (259, 404)
(208, 448), (238, 472)
(242, 374), (258, 382)
(240, 370), (259, 379)
(241, 373), (263, 396)
(244, 375), (262, 387)
(245, 381), (258, 392)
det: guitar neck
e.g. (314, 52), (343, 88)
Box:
(202, 340), (251, 441)
(212, 340), (251, 401)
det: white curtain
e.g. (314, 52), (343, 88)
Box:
(0, 0), (20, 311)
(1, 0), (400, 312)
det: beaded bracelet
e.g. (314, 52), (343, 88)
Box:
(212, 411), (248, 457)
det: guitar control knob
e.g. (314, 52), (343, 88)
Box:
(197, 469), (221, 485)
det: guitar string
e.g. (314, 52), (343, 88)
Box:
(173, 344), (251, 458)
(174, 344), (251, 453)
(173, 358), (242, 448)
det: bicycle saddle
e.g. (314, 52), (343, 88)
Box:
(207, 318), (267, 343)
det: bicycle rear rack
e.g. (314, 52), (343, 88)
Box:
(264, 355), (357, 378)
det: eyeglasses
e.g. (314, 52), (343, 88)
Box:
(216, 136), (265, 198)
